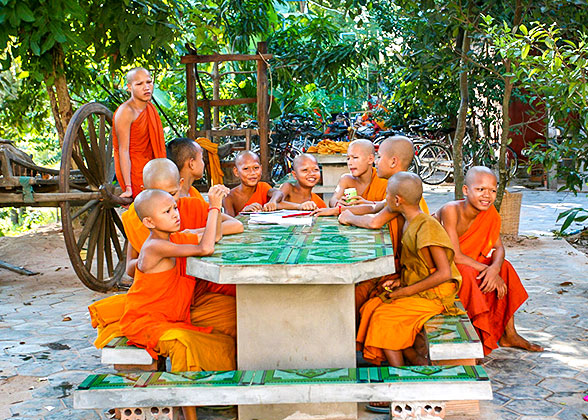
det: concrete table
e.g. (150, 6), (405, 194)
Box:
(186, 217), (395, 420)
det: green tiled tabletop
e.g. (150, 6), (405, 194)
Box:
(201, 216), (393, 266)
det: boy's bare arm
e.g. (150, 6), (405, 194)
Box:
(328, 176), (351, 207)
(312, 200), (386, 217)
(223, 194), (236, 217)
(263, 188), (283, 211)
(220, 213), (244, 235)
(125, 245), (139, 277)
(114, 106), (134, 197)
(477, 236), (507, 297)
(439, 206), (487, 271)
(338, 205), (395, 229)
(387, 245), (452, 299)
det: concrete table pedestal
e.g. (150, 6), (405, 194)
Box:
(237, 284), (357, 420)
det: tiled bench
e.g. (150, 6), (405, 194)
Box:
(423, 301), (483, 366)
(75, 365), (492, 420)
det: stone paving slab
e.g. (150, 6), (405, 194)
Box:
(1, 186), (587, 419)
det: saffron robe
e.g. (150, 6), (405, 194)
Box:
(457, 206), (528, 356)
(356, 214), (462, 365)
(354, 197), (430, 316)
(240, 181), (272, 212)
(311, 192), (327, 209)
(362, 168), (389, 201)
(189, 186), (205, 201)
(113, 103), (166, 197)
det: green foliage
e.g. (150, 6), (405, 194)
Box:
(556, 207), (588, 234)
(0, 208), (59, 237)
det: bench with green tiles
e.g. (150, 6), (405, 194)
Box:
(75, 365), (492, 420)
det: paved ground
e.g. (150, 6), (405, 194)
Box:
(1, 186), (587, 420)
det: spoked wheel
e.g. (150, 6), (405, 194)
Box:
(59, 102), (129, 292)
(418, 143), (452, 185)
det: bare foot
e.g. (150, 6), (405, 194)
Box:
(499, 333), (544, 352)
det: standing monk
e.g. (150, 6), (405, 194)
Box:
(328, 139), (388, 208)
(113, 67), (166, 198)
(435, 166), (543, 355)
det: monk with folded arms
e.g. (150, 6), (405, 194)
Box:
(328, 139), (388, 208)
(120, 188), (234, 420)
(278, 154), (326, 210)
(113, 67), (166, 198)
(223, 151), (283, 216)
(357, 172), (462, 367)
(435, 166), (543, 355)
(166, 137), (206, 200)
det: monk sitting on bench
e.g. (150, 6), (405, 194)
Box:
(356, 172), (462, 413)
(120, 188), (235, 420)
(166, 137), (206, 200)
(435, 166), (543, 355)
(278, 154), (326, 210)
(113, 67), (166, 198)
(328, 139), (388, 208)
(223, 151), (283, 216)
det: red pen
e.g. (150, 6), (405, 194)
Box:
(281, 212), (312, 218)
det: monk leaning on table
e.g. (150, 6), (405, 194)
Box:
(328, 139), (388, 208)
(120, 188), (234, 420)
(113, 67), (166, 198)
(223, 151), (284, 216)
(278, 154), (327, 210)
(315, 136), (429, 315)
(435, 166), (543, 355)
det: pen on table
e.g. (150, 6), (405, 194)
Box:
(281, 212), (312, 218)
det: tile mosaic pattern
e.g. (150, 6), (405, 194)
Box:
(105, 337), (132, 349)
(424, 301), (481, 345)
(78, 366), (489, 391)
(200, 217), (394, 266)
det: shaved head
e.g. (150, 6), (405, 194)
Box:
(134, 189), (173, 220)
(142, 158), (181, 189)
(166, 137), (202, 169)
(348, 139), (375, 156)
(126, 67), (150, 85)
(379, 136), (415, 170)
(387, 171), (423, 206)
(465, 166), (497, 187)
(292, 153), (319, 171)
(235, 150), (260, 168)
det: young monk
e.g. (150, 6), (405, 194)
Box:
(357, 172), (462, 364)
(113, 67), (166, 198)
(328, 139), (388, 208)
(279, 154), (326, 210)
(435, 166), (543, 355)
(166, 137), (206, 200)
(315, 137), (429, 315)
(223, 151), (284, 216)
(120, 188), (235, 420)
(357, 172), (462, 413)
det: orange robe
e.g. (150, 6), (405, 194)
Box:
(113, 103), (166, 197)
(120, 231), (235, 370)
(457, 206), (528, 356)
(355, 197), (430, 316)
(241, 181), (272, 211)
(362, 167), (389, 201)
(357, 214), (462, 365)
(311, 192), (326, 209)
(189, 186), (205, 201)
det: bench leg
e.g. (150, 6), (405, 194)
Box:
(119, 407), (178, 420)
(389, 402), (445, 419)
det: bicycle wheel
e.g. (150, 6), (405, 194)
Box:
(418, 143), (452, 185)
(409, 154), (421, 177)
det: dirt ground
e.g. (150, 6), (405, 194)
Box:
(565, 229), (588, 257)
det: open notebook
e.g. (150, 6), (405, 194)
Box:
(247, 210), (314, 226)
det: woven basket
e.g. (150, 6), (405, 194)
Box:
(499, 191), (522, 236)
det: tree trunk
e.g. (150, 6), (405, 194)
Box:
(44, 45), (73, 146)
(495, 71), (513, 211)
(453, 31), (470, 199)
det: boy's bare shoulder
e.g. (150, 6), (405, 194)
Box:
(338, 173), (356, 186)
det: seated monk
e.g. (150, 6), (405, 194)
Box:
(120, 188), (234, 420)
(113, 67), (166, 198)
(435, 166), (543, 355)
(166, 137), (206, 200)
(357, 173), (462, 413)
(223, 151), (283, 216)
(278, 154), (326, 210)
(315, 137), (429, 316)
(328, 139), (388, 208)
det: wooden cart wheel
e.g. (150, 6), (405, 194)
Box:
(59, 102), (128, 292)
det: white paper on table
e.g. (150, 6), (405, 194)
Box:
(247, 210), (314, 226)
